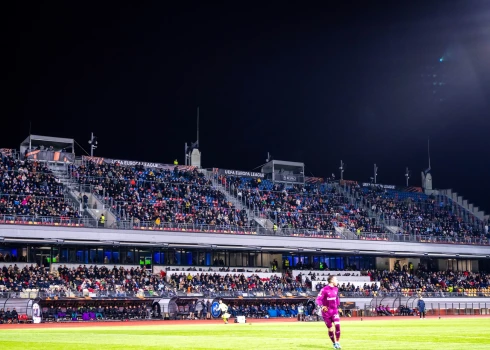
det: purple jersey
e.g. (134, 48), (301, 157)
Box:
(316, 285), (340, 311)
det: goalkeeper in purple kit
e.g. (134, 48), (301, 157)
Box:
(316, 275), (342, 349)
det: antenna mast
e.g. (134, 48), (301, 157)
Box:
(88, 132), (98, 157)
(427, 138), (431, 170)
(185, 107), (202, 168)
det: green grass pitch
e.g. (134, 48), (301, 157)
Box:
(1, 318), (489, 349)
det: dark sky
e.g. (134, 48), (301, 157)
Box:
(4, 1), (490, 213)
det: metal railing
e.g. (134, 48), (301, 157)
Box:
(256, 226), (341, 238)
(255, 227), (391, 240)
(111, 220), (256, 234)
(0, 290), (177, 299)
(2, 289), (490, 301)
(204, 289), (309, 298)
(390, 233), (489, 245)
(0, 193), (69, 202)
(69, 174), (214, 190)
(361, 302), (490, 317)
(1, 214), (489, 246)
(0, 214), (96, 227)
(335, 291), (490, 298)
(381, 217), (482, 233)
(0, 291), (41, 299)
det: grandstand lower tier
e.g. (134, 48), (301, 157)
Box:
(2, 296), (490, 324)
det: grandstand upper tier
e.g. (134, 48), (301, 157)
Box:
(0, 142), (488, 246)
(0, 153), (83, 225)
(351, 185), (481, 238)
(218, 175), (384, 233)
(72, 160), (250, 227)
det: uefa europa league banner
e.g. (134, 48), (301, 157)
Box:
(213, 168), (265, 179)
(81, 156), (196, 171)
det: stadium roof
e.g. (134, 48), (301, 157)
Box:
(21, 134), (74, 152)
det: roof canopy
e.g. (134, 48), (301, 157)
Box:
(20, 134), (74, 153)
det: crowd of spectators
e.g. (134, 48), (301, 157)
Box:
(71, 162), (249, 227)
(1, 147), (486, 243)
(366, 267), (490, 296)
(350, 184), (484, 238)
(2, 262), (490, 303)
(1, 149), (485, 242)
(0, 155), (80, 220)
(312, 268), (490, 297)
(220, 175), (384, 233)
(168, 272), (307, 294)
(0, 264), (173, 297)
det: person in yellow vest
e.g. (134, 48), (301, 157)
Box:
(155, 217), (161, 226)
(99, 214), (105, 227)
(273, 224), (278, 233)
(174, 159), (178, 165)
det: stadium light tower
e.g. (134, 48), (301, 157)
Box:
(339, 160), (345, 180)
(88, 132), (98, 157)
(373, 164), (378, 184)
(405, 167), (411, 187)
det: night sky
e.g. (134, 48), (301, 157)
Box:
(4, 1), (490, 213)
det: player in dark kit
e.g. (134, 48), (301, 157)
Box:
(316, 275), (342, 349)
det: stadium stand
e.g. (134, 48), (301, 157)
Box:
(302, 268), (490, 297)
(396, 269), (490, 297)
(3, 263), (488, 300)
(218, 175), (384, 234)
(0, 264), (171, 297)
(0, 154), (82, 225)
(1, 140), (490, 327)
(71, 161), (251, 229)
(167, 272), (307, 294)
(349, 184), (485, 239)
(0, 146), (486, 245)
